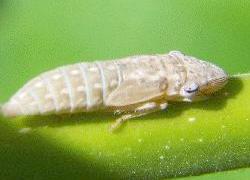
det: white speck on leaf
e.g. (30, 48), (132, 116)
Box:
(165, 145), (170, 150)
(18, 128), (31, 134)
(160, 155), (164, 160)
(198, 138), (203, 142)
(188, 117), (196, 122)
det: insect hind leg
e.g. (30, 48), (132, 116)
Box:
(110, 102), (168, 132)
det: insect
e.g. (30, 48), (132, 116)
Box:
(1, 51), (228, 131)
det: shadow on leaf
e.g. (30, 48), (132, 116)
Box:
(0, 118), (120, 180)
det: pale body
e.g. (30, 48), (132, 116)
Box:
(2, 51), (228, 130)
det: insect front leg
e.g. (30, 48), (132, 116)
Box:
(110, 101), (168, 132)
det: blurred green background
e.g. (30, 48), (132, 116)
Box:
(1, 0), (250, 101)
(0, 0), (250, 179)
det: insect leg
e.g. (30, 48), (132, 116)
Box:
(110, 102), (168, 132)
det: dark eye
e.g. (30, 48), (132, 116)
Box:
(184, 83), (199, 93)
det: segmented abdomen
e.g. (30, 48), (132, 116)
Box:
(4, 61), (122, 116)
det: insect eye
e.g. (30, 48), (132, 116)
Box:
(184, 83), (199, 94)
